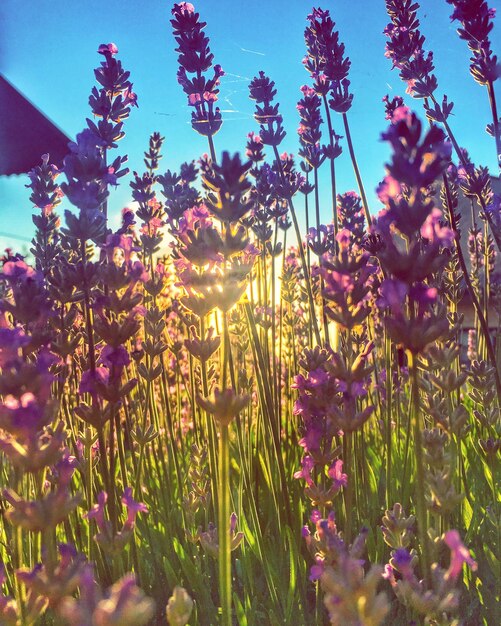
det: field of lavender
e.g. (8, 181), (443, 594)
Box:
(1, 1), (500, 624)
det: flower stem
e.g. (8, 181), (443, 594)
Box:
(208, 133), (217, 163)
(342, 112), (371, 228)
(344, 431), (353, 544)
(384, 331), (393, 509)
(322, 95), (338, 231)
(409, 351), (431, 587)
(218, 422), (231, 626)
(487, 80), (501, 171)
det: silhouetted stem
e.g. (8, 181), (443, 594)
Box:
(342, 112), (372, 228)
(487, 80), (501, 171)
(322, 95), (339, 231)
(208, 133), (217, 163)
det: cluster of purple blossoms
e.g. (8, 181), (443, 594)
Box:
(249, 72), (286, 147)
(89, 43), (138, 148)
(304, 8), (353, 114)
(307, 223), (335, 257)
(26, 153), (63, 218)
(171, 2), (224, 137)
(172, 154), (258, 318)
(158, 161), (201, 226)
(293, 340), (374, 508)
(384, 0), (438, 100)
(297, 85), (326, 170)
(27, 155), (64, 279)
(373, 108), (454, 352)
(303, 512), (389, 625)
(266, 153), (305, 202)
(336, 191), (365, 247)
(85, 488), (148, 555)
(447, 0), (499, 87)
(62, 43), (133, 221)
(245, 132), (265, 175)
(58, 569), (155, 626)
(383, 531), (477, 620)
(321, 229), (375, 332)
(382, 94), (409, 123)
(0, 261), (64, 473)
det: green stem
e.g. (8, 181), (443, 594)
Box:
(409, 352), (431, 587)
(384, 332), (393, 509)
(344, 431), (353, 543)
(218, 423), (231, 626)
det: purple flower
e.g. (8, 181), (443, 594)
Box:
(447, 0), (499, 85)
(392, 547), (414, 580)
(121, 487), (148, 530)
(85, 491), (108, 531)
(379, 279), (408, 317)
(328, 459), (348, 490)
(171, 2), (224, 136)
(0, 326), (30, 367)
(98, 43), (118, 57)
(249, 72), (286, 146)
(79, 367), (110, 398)
(100, 345), (130, 373)
(293, 455), (315, 486)
(382, 94), (408, 122)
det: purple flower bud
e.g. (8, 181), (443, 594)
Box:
(98, 43), (118, 57)
(121, 487), (148, 530)
(85, 491), (108, 531)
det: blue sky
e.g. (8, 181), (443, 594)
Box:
(1, 0), (499, 254)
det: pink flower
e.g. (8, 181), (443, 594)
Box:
(392, 105), (411, 124)
(123, 86), (138, 107)
(444, 530), (477, 582)
(328, 459), (348, 491)
(300, 84), (316, 98)
(293, 455), (315, 486)
(377, 176), (402, 202)
(1, 260), (37, 282)
(98, 43), (119, 56)
(188, 93), (202, 105)
(420, 208), (454, 247)
(174, 2), (194, 13)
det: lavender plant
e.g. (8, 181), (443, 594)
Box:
(0, 2), (499, 625)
